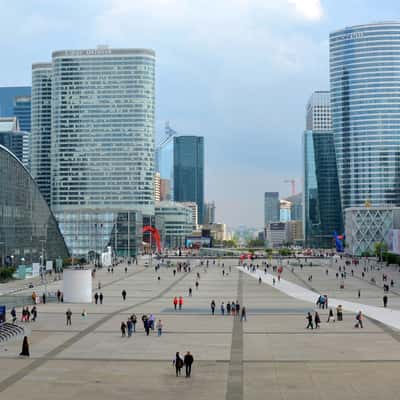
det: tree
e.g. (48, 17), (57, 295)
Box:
(247, 239), (265, 248)
(279, 248), (292, 256)
(374, 242), (388, 261)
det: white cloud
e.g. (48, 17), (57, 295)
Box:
(288, 0), (324, 20)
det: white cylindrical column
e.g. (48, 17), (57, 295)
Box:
(63, 269), (92, 303)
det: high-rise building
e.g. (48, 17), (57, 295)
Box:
(0, 117), (28, 164)
(154, 172), (161, 202)
(330, 22), (400, 211)
(35, 47), (156, 256)
(204, 201), (216, 225)
(0, 86), (31, 117)
(31, 63), (52, 204)
(264, 192), (280, 226)
(280, 199), (292, 222)
(173, 136), (204, 223)
(284, 193), (303, 221)
(160, 178), (171, 201)
(303, 91), (343, 248)
(13, 96), (31, 132)
(180, 201), (198, 229)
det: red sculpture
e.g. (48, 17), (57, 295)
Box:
(143, 226), (162, 253)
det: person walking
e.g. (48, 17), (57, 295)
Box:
(19, 336), (30, 357)
(57, 289), (61, 303)
(31, 306), (37, 322)
(99, 293), (103, 304)
(157, 319), (163, 336)
(227, 302), (231, 314)
(127, 319), (133, 337)
(336, 305), (343, 321)
(174, 352), (184, 376)
(188, 288), (192, 297)
(306, 312), (314, 329)
(327, 308), (335, 323)
(184, 351), (194, 377)
(211, 300), (216, 315)
(178, 296), (183, 310)
(173, 296), (178, 311)
(355, 311), (364, 328)
(195, 281), (199, 290)
(131, 314), (137, 332)
(122, 290), (127, 301)
(10, 307), (17, 324)
(144, 318), (150, 336)
(66, 309), (72, 326)
(221, 302), (225, 315)
(94, 292), (99, 304)
(235, 302), (240, 318)
(314, 311), (321, 328)
(241, 306), (247, 322)
(383, 295), (388, 308)
(121, 321), (127, 337)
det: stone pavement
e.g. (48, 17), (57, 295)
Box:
(0, 258), (400, 399)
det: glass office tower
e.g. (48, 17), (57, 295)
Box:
(49, 47), (155, 256)
(0, 86), (31, 117)
(303, 91), (343, 248)
(330, 22), (400, 210)
(0, 144), (69, 265)
(13, 96), (31, 132)
(173, 136), (204, 223)
(31, 63), (52, 204)
(264, 192), (280, 226)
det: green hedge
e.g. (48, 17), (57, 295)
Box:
(0, 267), (16, 281)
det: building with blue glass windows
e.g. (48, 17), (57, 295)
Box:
(13, 96), (31, 133)
(173, 136), (204, 224)
(0, 86), (31, 117)
(303, 91), (343, 248)
(330, 22), (400, 211)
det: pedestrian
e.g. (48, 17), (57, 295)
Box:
(258, 277), (262, 284)
(383, 295), (388, 308)
(306, 312), (313, 329)
(121, 321), (127, 337)
(241, 306), (247, 321)
(221, 302), (225, 315)
(31, 306), (37, 322)
(99, 292), (103, 304)
(179, 296), (183, 310)
(184, 351), (194, 377)
(354, 311), (363, 328)
(235, 302), (240, 317)
(19, 336), (30, 357)
(94, 292), (99, 304)
(144, 319), (150, 336)
(173, 296), (178, 310)
(226, 302), (231, 314)
(327, 308), (335, 323)
(358, 289), (361, 298)
(314, 311), (320, 328)
(173, 352), (184, 376)
(10, 307), (16, 324)
(131, 313), (137, 332)
(273, 277), (276, 286)
(127, 319), (133, 337)
(188, 288), (192, 297)
(81, 309), (87, 319)
(336, 305), (343, 321)
(42, 293), (46, 304)
(122, 290), (127, 301)
(57, 289), (61, 303)
(195, 281), (199, 290)
(157, 319), (163, 336)
(66, 309), (72, 326)
(211, 300), (216, 315)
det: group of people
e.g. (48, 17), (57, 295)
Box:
(121, 314), (163, 337)
(93, 292), (104, 304)
(173, 351), (194, 377)
(173, 296), (184, 310)
(306, 305), (363, 329)
(11, 306), (37, 323)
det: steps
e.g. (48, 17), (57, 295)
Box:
(0, 323), (25, 343)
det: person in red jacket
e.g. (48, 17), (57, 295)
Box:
(179, 296), (183, 310)
(173, 296), (178, 311)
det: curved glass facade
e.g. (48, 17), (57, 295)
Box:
(0, 145), (69, 265)
(330, 23), (400, 210)
(51, 49), (155, 216)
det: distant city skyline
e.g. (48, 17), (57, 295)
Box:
(1, 1), (400, 227)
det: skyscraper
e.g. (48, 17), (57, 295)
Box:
(204, 201), (216, 225)
(0, 86), (31, 117)
(264, 192), (280, 226)
(330, 22), (400, 210)
(303, 91), (343, 248)
(34, 47), (156, 256)
(13, 96), (31, 132)
(173, 136), (204, 223)
(31, 63), (52, 204)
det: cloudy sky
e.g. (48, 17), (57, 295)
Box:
(0, 0), (399, 227)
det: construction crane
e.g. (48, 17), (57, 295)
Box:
(284, 179), (296, 196)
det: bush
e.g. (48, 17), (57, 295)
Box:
(0, 267), (16, 281)
(279, 248), (292, 256)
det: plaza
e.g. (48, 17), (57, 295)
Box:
(0, 257), (398, 399)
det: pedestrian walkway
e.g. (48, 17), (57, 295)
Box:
(239, 266), (400, 331)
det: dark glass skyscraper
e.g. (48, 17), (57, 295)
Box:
(264, 192), (280, 226)
(173, 136), (204, 223)
(13, 96), (31, 132)
(303, 91), (343, 248)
